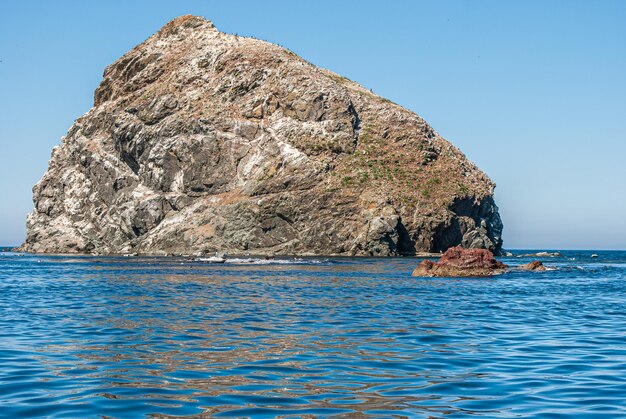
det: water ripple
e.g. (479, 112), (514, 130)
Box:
(0, 251), (625, 417)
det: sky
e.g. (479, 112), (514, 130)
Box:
(0, 0), (625, 249)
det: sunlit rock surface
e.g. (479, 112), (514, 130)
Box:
(20, 15), (503, 256)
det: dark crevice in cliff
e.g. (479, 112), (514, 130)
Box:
(430, 196), (503, 254)
(275, 212), (294, 224)
(431, 218), (462, 253)
(396, 219), (416, 256)
(348, 103), (361, 133)
(348, 102), (362, 147)
(119, 149), (140, 174)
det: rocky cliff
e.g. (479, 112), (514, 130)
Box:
(20, 15), (503, 256)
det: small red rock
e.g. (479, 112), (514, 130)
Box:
(412, 246), (508, 277)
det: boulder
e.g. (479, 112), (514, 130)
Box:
(412, 246), (508, 277)
(518, 260), (546, 271)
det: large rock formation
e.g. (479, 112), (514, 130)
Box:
(20, 15), (503, 256)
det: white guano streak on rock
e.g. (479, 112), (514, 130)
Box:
(267, 123), (307, 167)
(171, 170), (184, 192)
(145, 199), (206, 236)
(131, 184), (159, 201)
(240, 137), (264, 178)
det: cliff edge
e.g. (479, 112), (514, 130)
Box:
(20, 15), (503, 256)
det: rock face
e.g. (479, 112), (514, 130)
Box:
(20, 15), (503, 256)
(412, 246), (508, 277)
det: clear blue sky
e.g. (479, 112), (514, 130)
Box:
(1, 0), (625, 249)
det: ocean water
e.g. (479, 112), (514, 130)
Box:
(0, 249), (625, 418)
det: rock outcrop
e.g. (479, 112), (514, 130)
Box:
(412, 246), (508, 277)
(518, 261), (547, 271)
(20, 15), (503, 256)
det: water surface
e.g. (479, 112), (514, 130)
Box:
(1, 250), (625, 418)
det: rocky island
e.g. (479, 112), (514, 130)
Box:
(19, 15), (503, 256)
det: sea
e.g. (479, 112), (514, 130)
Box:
(0, 248), (625, 418)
